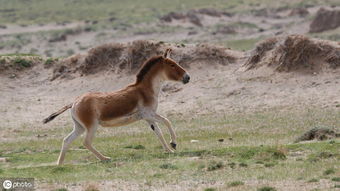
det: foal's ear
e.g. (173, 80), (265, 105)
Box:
(163, 48), (172, 58)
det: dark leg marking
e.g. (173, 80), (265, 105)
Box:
(170, 142), (177, 150)
(150, 124), (155, 131)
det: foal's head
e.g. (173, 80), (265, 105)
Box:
(161, 49), (190, 84)
(136, 49), (190, 84)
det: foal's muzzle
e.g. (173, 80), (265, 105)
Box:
(182, 73), (190, 84)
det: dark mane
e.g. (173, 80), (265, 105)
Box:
(136, 56), (163, 83)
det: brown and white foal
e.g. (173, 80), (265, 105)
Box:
(43, 49), (190, 165)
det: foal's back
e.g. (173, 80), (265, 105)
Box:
(73, 85), (141, 128)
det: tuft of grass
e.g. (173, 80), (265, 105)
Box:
(228, 180), (244, 187)
(228, 162), (236, 169)
(270, 149), (287, 160)
(13, 57), (32, 68)
(54, 189), (68, 191)
(239, 162), (248, 167)
(51, 166), (72, 174)
(257, 186), (277, 191)
(45, 58), (56, 65)
(307, 178), (319, 183)
(323, 168), (335, 175)
(124, 145), (145, 150)
(331, 177), (340, 182)
(0, 169), (3, 174)
(204, 188), (216, 191)
(264, 162), (276, 168)
(159, 163), (178, 170)
(207, 161), (224, 171)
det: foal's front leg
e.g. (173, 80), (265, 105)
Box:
(155, 114), (177, 150)
(146, 120), (174, 153)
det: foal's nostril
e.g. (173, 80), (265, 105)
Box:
(183, 74), (190, 84)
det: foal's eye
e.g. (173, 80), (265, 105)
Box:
(170, 64), (175, 68)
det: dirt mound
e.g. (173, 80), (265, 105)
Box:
(244, 35), (340, 72)
(289, 8), (309, 17)
(81, 43), (125, 74)
(159, 8), (232, 27)
(160, 10), (202, 27)
(47, 40), (239, 80)
(309, 8), (340, 33)
(294, 127), (340, 143)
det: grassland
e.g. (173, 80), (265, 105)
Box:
(1, 0), (339, 25)
(0, 108), (339, 190)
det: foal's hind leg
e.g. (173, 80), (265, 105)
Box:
(57, 119), (85, 165)
(83, 125), (111, 161)
(146, 120), (174, 153)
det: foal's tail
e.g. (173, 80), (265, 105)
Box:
(43, 103), (73, 124)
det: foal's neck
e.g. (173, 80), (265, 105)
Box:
(139, 73), (164, 98)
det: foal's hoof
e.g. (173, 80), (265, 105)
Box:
(170, 142), (177, 150)
(101, 157), (111, 162)
(166, 149), (175, 153)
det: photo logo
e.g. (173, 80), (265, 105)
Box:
(3, 180), (12, 189)
(1, 178), (34, 190)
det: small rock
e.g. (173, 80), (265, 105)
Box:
(218, 139), (224, 142)
(0, 158), (7, 162)
(190, 140), (199, 143)
(37, 134), (48, 138)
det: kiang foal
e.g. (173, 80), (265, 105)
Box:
(43, 49), (190, 165)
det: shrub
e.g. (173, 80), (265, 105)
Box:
(323, 168), (335, 175)
(13, 58), (32, 68)
(228, 181), (244, 187)
(159, 163), (178, 170)
(257, 186), (276, 191)
(207, 161), (224, 171)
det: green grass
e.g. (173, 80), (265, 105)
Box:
(207, 161), (224, 171)
(13, 57), (32, 68)
(0, 108), (339, 190)
(323, 168), (336, 175)
(54, 189), (68, 191)
(307, 178), (319, 183)
(0, 0), (339, 25)
(257, 186), (277, 191)
(204, 188), (216, 191)
(228, 180), (244, 187)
